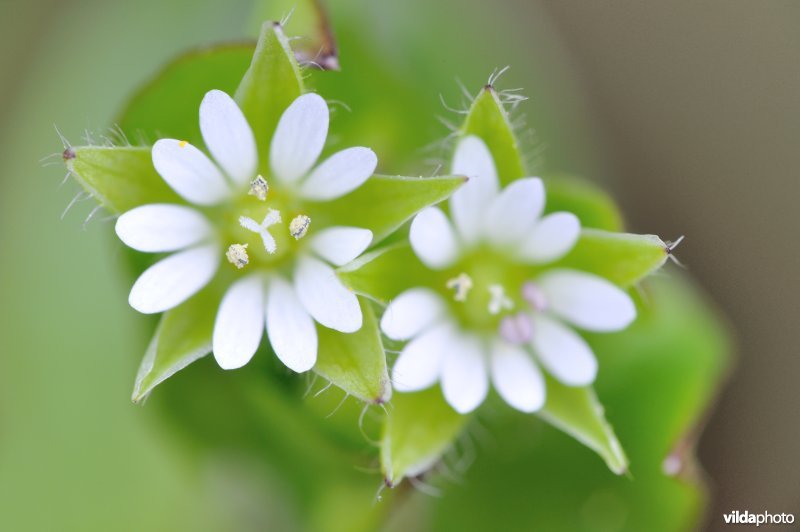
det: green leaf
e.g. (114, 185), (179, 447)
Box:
(381, 387), (467, 486)
(313, 175), (466, 244)
(461, 86), (526, 184)
(131, 284), (221, 402)
(65, 146), (181, 214)
(338, 243), (429, 305)
(235, 21), (304, 174)
(537, 379), (628, 474)
(314, 298), (391, 404)
(556, 229), (668, 287)
(118, 44), (254, 145)
(543, 174), (624, 231)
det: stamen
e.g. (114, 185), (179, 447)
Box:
(488, 284), (514, 315)
(521, 281), (548, 311)
(178, 140), (188, 148)
(225, 243), (250, 269)
(499, 312), (534, 344)
(248, 175), (269, 201)
(289, 214), (311, 240)
(240, 209), (282, 254)
(446, 273), (474, 302)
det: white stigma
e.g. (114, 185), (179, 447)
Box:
(240, 209), (282, 254)
(289, 215), (311, 240)
(225, 243), (250, 269)
(248, 175), (269, 201)
(488, 284), (514, 315)
(446, 273), (474, 302)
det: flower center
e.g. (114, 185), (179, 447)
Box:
(209, 176), (314, 273)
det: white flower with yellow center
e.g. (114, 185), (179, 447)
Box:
(115, 89), (377, 373)
(380, 135), (635, 414)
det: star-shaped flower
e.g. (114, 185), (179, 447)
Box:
(380, 135), (636, 414)
(115, 89), (377, 372)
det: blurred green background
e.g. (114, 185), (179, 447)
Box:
(1, 1), (798, 530)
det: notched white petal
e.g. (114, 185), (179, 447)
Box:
(409, 207), (459, 270)
(450, 135), (500, 245)
(310, 226), (373, 266)
(267, 277), (318, 372)
(294, 256), (362, 333)
(152, 139), (230, 206)
(199, 89), (258, 186)
(517, 212), (581, 264)
(270, 93), (329, 183)
(538, 269), (636, 331)
(213, 275), (265, 370)
(299, 147), (377, 200)
(491, 342), (546, 413)
(115, 204), (213, 252)
(484, 177), (545, 246)
(128, 244), (219, 314)
(531, 314), (597, 386)
(441, 335), (489, 414)
(380, 288), (446, 341)
(392, 322), (453, 392)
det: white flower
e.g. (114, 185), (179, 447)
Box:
(380, 135), (635, 414)
(115, 90), (377, 373)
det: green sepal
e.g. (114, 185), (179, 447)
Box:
(314, 298), (391, 404)
(235, 21), (305, 175)
(65, 146), (181, 214)
(337, 243), (429, 305)
(543, 174), (624, 231)
(537, 379), (628, 474)
(381, 387), (467, 486)
(131, 283), (222, 402)
(556, 229), (668, 287)
(312, 175), (466, 245)
(461, 86), (526, 184)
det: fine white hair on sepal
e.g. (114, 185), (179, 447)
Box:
(53, 124), (72, 149)
(487, 65), (511, 87)
(61, 191), (91, 220)
(325, 390), (350, 419)
(666, 235), (687, 268)
(438, 94), (470, 115)
(82, 204), (105, 231)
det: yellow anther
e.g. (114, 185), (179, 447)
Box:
(225, 243), (250, 269)
(178, 140), (188, 148)
(289, 215), (311, 240)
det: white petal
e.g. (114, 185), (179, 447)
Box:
(490, 342), (546, 413)
(518, 212), (581, 264)
(115, 204), (213, 252)
(270, 93), (329, 183)
(128, 244), (219, 314)
(152, 139), (230, 205)
(199, 90), (258, 186)
(299, 147), (377, 200)
(441, 335), (489, 414)
(212, 275), (265, 370)
(484, 178), (545, 245)
(380, 288), (447, 341)
(531, 314), (597, 386)
(409, 207), (459, 269)
(392, 322), (454, 392)
(309, 226), (373, 266)
(266, 277), (318, 372)
(294, 256), (362, 333)
(450, 135), (500, 245)
(538, 269), (636, 331)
